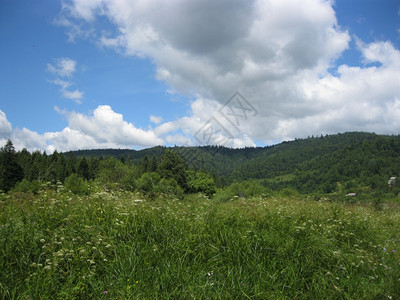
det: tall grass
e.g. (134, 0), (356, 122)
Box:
(1, 190), (400, 299)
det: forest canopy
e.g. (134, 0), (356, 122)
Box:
(1, 132), (399, 198)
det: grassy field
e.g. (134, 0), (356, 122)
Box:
(1, 188), (400, 299)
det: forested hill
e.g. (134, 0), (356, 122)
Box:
(2, 131), (399, 194)
(66, 132), (400, 189)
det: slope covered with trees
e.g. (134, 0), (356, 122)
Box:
(1, 132), (399, 197)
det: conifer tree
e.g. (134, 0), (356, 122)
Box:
(140, 155), (149, 174)
(158, 150), (188, 190)
(149, 155), (158, 172)
(77, 156), (90, 180)
(0, 139), (23, 192)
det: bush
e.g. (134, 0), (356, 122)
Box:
(136, 172), (161, 194)
(213, 188), (237, 202)
(12, 179), (41, 194)
(279, 187), (299, 197)
(186, 171), (216, 197)
(213, 181), (270, 202)
(64, 174), (89, 195)
(156, 178), (184, 198)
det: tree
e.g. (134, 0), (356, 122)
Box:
(140, 155), (149, 174)
(55, 153), (67, 182)
(149, 155), (158, 172)
(0, 140), (23, 192)
(88, 156), (99, 180)
(65, 153), (77, 177)
(158, 150), (188, 190)
(17, 148), (32, 179)
(186, 170), (216, 197)
(77, 156), (90, 180)
(64, 174), (89, 195)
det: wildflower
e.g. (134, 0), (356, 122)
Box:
(103, 291), (108, 294)
(392, 250), (396, 253)
(40, 239), (45, 243)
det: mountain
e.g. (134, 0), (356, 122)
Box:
(66, 132), (400, 192)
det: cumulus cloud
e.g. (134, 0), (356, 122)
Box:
(56, 0), (400, 146)
(47, 57), (84, 103)
(0, 106), (164, 152)
(0, 110), (12, 139)
(47, 57), (77, 77)
(150, 115), (163, 124)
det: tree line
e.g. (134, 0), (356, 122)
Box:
(0, 139), (216, 197)
(1, 131), (399, 198)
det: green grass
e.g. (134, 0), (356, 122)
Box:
(1, 190), (400, 299)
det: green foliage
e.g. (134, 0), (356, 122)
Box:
(186, 170), (216, 197)
(12, 179), (41, 194)
(0, 139), (23, 192)
(156, 178), (184, 198)
(213, 180), (271, 202)
(139, 155), (149, 174)
(64, 174), (89, 195)
(77, 156), (90, 180)
(136, 172), (161, 194)
(158, 150), (188, 190)
(96, 157), (137, 190)
(148, 155), (158, 172)
(2, 132), (400, 199)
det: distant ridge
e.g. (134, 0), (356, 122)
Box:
(65, 132), (400, 189)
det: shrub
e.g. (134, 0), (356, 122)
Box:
(12, 179), (31, 193)
(156, 178), (184, 198)
(213, 181), (272, 201)
(136, 172), (161, 194)
(64, 174), (89, 195)
(186, 171), (216, 197)
(12, 179), (41, 194)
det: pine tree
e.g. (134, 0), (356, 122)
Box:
(149, 155), (158, 172)
(158, 150), (188, 190)
(17, 148), (32, 179)
(55, 154), (67, 182)
(77, 156), (90, 180)
(140, 155), (149, 174)
(0, 139), (23, 192)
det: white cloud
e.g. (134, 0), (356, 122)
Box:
(56, 0), (400, 145)
(51, 78), (84, 103)
(0, 110), (12, 138)
(47, 57), (83, 103)
(150, 115), (163, 124)
(47, 57), (77, 77)
(0, 106), (164, 152)
(12, 128), (48, 152)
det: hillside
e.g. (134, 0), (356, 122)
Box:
(65, 132), (400, 192)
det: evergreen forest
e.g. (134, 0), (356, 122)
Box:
(2, 131), (399, 201)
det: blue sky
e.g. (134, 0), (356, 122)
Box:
(0, 0), (399, 152)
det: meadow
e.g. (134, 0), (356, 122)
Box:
(1, 186), (400, 299)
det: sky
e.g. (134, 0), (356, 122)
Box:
(0, 0), (399, 152)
